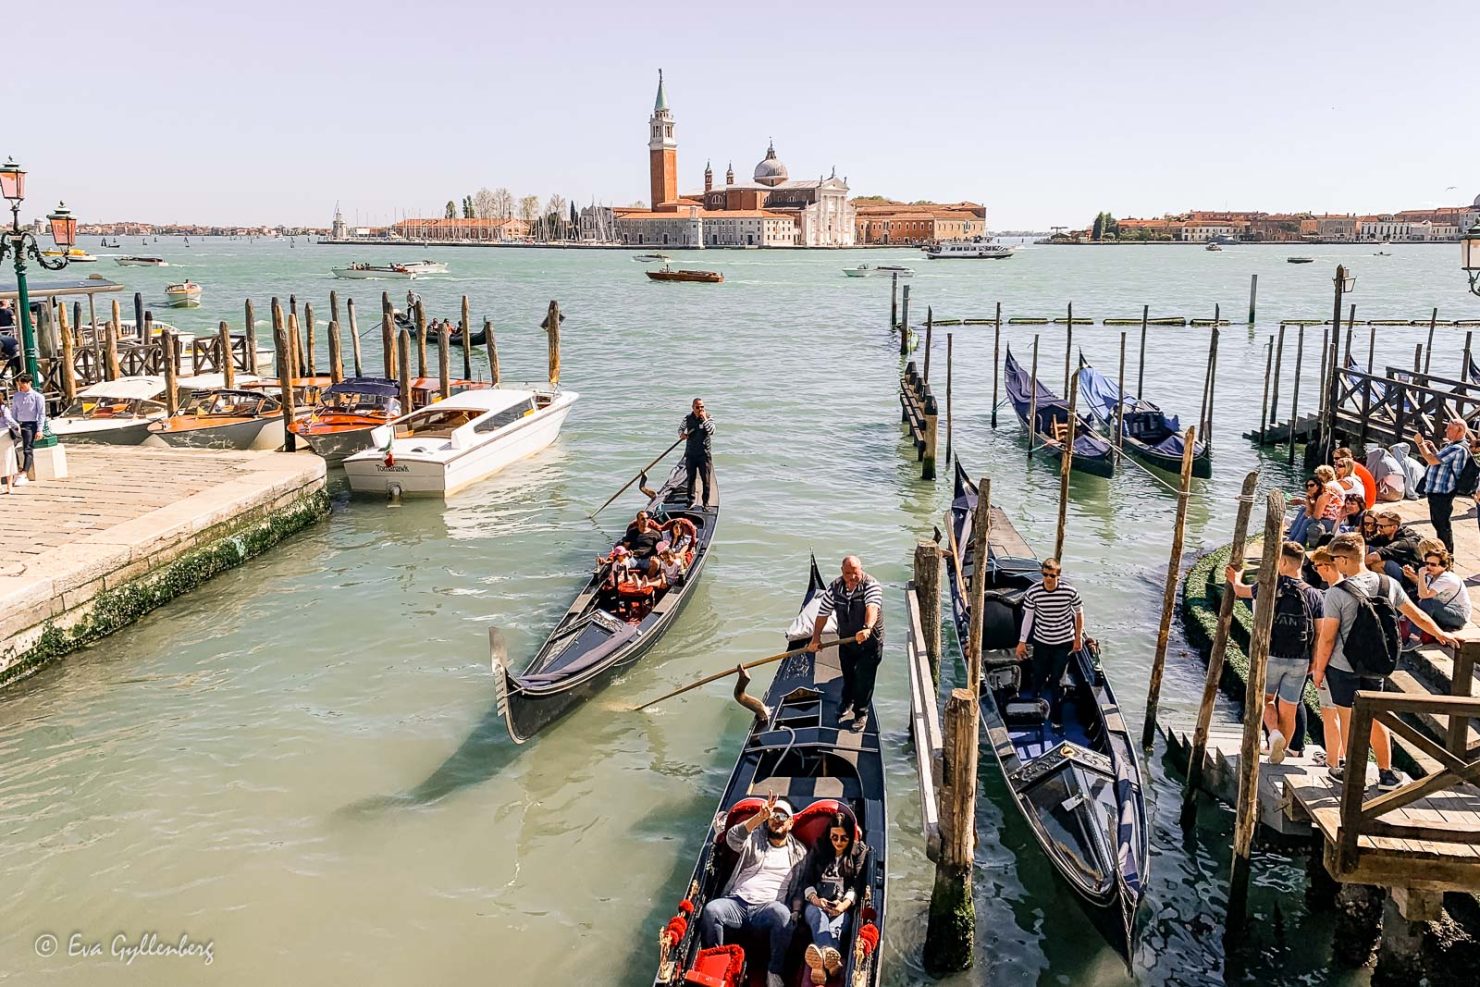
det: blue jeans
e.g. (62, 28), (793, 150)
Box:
(699, 896), (793, 975)
(18, 420), (37, 475)
(804, 902), (848, 952)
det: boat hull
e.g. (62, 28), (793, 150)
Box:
(342, 395), (574, 496)
(331, 268), (417, 280)
(144, 416), (284, 451)
(295, 423), (381, 463)
(50, 417), (157, 446)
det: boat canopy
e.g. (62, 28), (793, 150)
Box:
(1076, 365), (1197, 459)
(76, 375), (167, 400)
(324, 377), (399, 399)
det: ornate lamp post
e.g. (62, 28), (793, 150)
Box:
(1, 156), (78, 450)
(1462, 221), (1480, 297)
(1320, 263), (1356, 458)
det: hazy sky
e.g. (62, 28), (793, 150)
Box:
(9, 1), (1479, 228)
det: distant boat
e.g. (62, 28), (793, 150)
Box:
(331, 263), (418, 280)
(1287, 256), (1316, 264)
(116, 256), (168, 267)
(1204, 243), (1222, 252)
(402, 259), (448, 275)
(42, 247), (97, 262)
(647, 267), (723, 284)
(164, 280), (202, 307)
(843, 263), (915, 278)
(926, 237), (1015, 259)
(632, 253), (671, 263)
(1374, 242), (1392, 256)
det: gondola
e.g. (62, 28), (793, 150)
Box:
(652, 557), (887, 987)
(392, 312), (488, 347)
(1075, 361), (1211, 478)
(1003, 346), (1116, 478)
(943, 461), (1147, 960)
(491, 462), (719, 742)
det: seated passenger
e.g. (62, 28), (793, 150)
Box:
(655, 542), (685, 589)
(622, 511), (665, 575)
(794, 812), (870, 986)
(698, 793), (805, 987)
(661, 515), (698, 555)
(595, 545), (634, 587)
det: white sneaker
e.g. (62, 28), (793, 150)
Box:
(767, 974), (785, 987)
(1269, 731), (1287, 765)
(14, 475), (28, 486)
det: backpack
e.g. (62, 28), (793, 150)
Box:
(1336, 574), (1401, 677)
(1268, 579), (1313, 659)
(1458, 449), (1480, 497)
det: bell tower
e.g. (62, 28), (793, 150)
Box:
(649, 69), (678, 210)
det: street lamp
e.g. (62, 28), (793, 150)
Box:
(0, 156), (77, 450)
(1462, 221), (1480, 297)
(1319, 263), (1356, 459)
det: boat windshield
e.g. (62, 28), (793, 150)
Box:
(180, 392), (270, 417)
(395, 408), (481, 438)
(1021, 762), (1115, 891)
(322, 389), (397, 414)
(472, 398), (536, 432)
(62, 396), (163, 418)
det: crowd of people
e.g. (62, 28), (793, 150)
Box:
(1235, 426), (1478, 791)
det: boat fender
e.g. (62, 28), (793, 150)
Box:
(731, 665), (770, 725)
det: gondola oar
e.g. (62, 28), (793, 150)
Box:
(590, 436), (685, 520)
(633, 638), (844, 712)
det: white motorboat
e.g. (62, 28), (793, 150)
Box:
(50, 376), (171, 445)
(877, 264), (914, 277)
(925, 237), (1015, 259)
(343, 385), (578, 497)
(144, 387), (284, 451)
(115, 256), (169, 267)
(1205, 242), (1223, 252)
(165, 280), (202, 307)
(401, 259), (449, 275)
(843, 264), (872, 277)
(331, 263), (418, 280)
(633, 253), (672, 263)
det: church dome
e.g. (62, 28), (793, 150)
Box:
(753, 141), (788, 187)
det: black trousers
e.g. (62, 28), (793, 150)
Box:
(1428, 491), (1456, 554)
(1028, 640), (1073, 721)
(684, 453), (714, 507)
(18, 420), (37, 475)
(839, 639), (883, 712)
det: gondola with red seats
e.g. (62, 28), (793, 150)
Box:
(652, 558), (887, 987)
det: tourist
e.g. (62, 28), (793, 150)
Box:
(0, 299), (13, 330)
(698, 791), (805, 987)
(8, 374), (45, 484)
(661, 515), (698, 555)
(1414, 419), (1474, 554)
(1307, 546), (1342, 758)
(1285, 478), (1322, 545)
(1333, 455), (1370, 508)
(1335, 448), (1377, 508)
(796, 812), (869, 986)
(1311, 533), (1457, 791)
(1390, 440), (1427, 501)
(1356, 511), (1380, 543)
(1365, 443), (1406, 502)
(1015, 557), (1084, 729)
(654, 541), (685, 588)
(679, 398), (715, 509)
(1404, 543), (1471, 634)
(0, 402), (18, 492)
(1338, 493), (1365, 533)
(621, 510), (665, 572)
(1364, 510), (1422, 593)
(806, 556), (884, 730)
(1226, 541), (1322, 763)
(1306, 464), (1344, 547)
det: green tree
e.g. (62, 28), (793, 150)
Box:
(1091, 213), (1105, 241)
(445, 200), (457, 219)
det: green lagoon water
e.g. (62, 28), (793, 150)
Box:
(1, 237), (1475, 985)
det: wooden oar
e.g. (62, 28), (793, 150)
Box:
(590, 436), (685, 520)
(633, 638), (844, 712)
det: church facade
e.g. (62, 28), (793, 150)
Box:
(614, 72), (855, 248)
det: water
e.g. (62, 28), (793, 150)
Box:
(2, 238), (1473, 984)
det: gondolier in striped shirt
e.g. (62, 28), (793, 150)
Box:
(1015, 557), (1083, 729)
(806, 556), (884, 730)
(679, 398), (715, 509)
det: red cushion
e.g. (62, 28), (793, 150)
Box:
(717, 797), (767, 845)
(790, 799), (861, 850)
(684, 945), (745, 987)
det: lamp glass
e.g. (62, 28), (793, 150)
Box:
(47, 205), (77, 248)
(1462, 225), (1480, 273)
(0, 160), (23, 202)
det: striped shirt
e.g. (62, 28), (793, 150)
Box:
(681, 413), (714, 458)
(9, 389), (45, 429)
(1019, 581), (1083, 646)
(1423, 441), (1470, 496)
(816, 574), (885, 639)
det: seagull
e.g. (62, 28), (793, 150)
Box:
(1446, 186), (1458, 191)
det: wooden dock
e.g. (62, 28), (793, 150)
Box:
(0, 445), (327, 687)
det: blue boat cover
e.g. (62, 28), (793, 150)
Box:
(1004, 348), (1114, 461)
(1076, 364), (1207, 460)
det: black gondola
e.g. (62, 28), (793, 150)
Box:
(1075, 361), (1212, 478)
(393, 312), (488, 347)
(943, 461), (1148, 959)
(1003, 346), (1116, 478)
(652, 557), (887, 987)
(491, 462), (718, 743)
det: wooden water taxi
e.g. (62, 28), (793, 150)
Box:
(144, 388), (284, 450)
(287, 377), (403, 463)
(331, 263), (417, 280)
(647, 267), (723, 284)
(164, 280), (202, 307)
(115, 256), (168, 267)
(50, 376), (170, 445)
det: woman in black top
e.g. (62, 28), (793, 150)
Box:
(795, 812), (870, 985)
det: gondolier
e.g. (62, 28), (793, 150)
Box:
(807, 556), (884, 730)
(679, 398), (715, 509)
(1014, 557), (1083, 729)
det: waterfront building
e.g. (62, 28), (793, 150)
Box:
(1181, 219), (1238, 242)
(853, 200), (986, 245)
(614, 72), (853, 247)
(331, 204), (347, 241)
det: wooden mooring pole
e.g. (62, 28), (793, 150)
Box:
(1464, 331), (1474, 384)
(923, 307), (934, 383)
(1115, 331), (1127, 452)
(1180, 470), (1260, 824)
(922, 389), (938, 481)
(1247, 273), (1258, 328)
(1027, 336), (1040, 458)
(414, 300), (429, 380)
(244, 299), (258, 374)
(347, 298), (364, 377)
(899, 285), (911, 356)
(327, 319), (344, 384)
(914, 541), (942, 686)
(1137, 304), (1149, 399)
(485, 319), (500, 385)
(967, 478), (990, 695)
(161, 330), (179, 415)
(397, 327), (413, 414)
(460, 295), (473, 382)
(1225, 489), (1286, 939)
(1268, 323), (1286, 439)
(945, 333), (954, 465)
(380, 293), (395, 377)
(544, 300), (562, 385)
(1063, 303), (1073, 394)
(437, 321), (452, 399)
(1288, 326), (1305, 465)
(282, 315), (300, 451)
(1424, 307), (1438, 375)
(218, 322), (235, 389)
(890, 272), (898, 331)
(56, 304), (77, 403)
(1053, 373), (1079, 561)
(303, 302), (317, 377)
(990, 301), (1002, 428)
(1205, 321), (1220, 449)
(104, 300), (121, 381)
(922, 687), (978, 973)
(1141, 425), (1198, 749)
(1258, 339), (1273, 443)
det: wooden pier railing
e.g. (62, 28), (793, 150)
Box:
(899, 360), (939, 480)
(904, 577), (943, 862)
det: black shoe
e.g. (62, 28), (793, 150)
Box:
(849, 711), (868, 732)
(838, 705), (856, 724)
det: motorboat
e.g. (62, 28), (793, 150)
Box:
(287, 376), (405, 463)
(401, 259), (448, 275)
(649, 558), (888, 987)
(42, 247), (97, 263)
(925, 237), (1015, 259)
(1287, 256), (1315, 264)
(50, 376), (170, 445)
(843, 263), (913, 278)
(493, 459), (718, 742)
(632, 253), (672, 263)
(1204, 243), (1223, 252)
(115, 256), (169, 267)
(144, 388), (285, 450)
(331, 263), (418, 280)
(876, 264), (915, 276)
(164, 280), (202, 307)
(647, 267), (723, 284)
(343, 384), (578, 497)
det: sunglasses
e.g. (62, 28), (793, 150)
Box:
(1041, 569), (1060, 576)
(1426, 560), (1445, 567)
(829, 833), (851, 843)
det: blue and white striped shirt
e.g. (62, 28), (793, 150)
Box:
(1019, 581), (1083, 646)
(9, 389), (45, 429)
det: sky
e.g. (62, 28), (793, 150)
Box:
(7, 1), (1479, 229)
